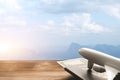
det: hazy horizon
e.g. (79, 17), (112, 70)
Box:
(0, 0), (120, 59)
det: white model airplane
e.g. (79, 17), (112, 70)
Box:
(79, 48), (120, 80)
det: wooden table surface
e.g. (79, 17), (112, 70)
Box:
(0, 60), (79, 80)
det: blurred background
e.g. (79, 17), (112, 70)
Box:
(0, 0), (120, 60)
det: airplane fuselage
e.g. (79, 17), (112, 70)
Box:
(79, 48), (120, 70)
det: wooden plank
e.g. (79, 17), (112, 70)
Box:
(0, 60), (77, 80)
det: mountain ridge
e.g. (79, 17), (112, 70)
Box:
(63, 42), (120, 59)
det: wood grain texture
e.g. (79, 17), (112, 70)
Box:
(0, 60), (78, 80)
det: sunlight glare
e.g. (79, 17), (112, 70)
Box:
(0, 43), (13, 53)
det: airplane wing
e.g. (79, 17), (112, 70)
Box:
(105, 65), (119, 80)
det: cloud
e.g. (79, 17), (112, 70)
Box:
(0, 0), (22, 14)
(38, 13), (111, 35)
(0, 0), (112, 35)
(47, 20), (56, 26)
(62, 13), (111, 34)
(38, 0), (120, 19)
(40, 0), (98, 13)
(101, 5), (120, 19)
(0, 0), (118, 51)
(0, 0), (27, 32)
(0, 16), (26, 28)
(0, 14), (27, 34)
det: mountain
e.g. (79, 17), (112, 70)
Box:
(63, 43), (120, 59)
(94, 44), (120, 58)
(62, 42), (91, 59)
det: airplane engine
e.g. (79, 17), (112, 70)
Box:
(93, 64), (106, 73)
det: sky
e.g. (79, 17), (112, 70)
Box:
(0, 0), (120, 52)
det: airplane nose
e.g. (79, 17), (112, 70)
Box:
(78, 48), (87, 56)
